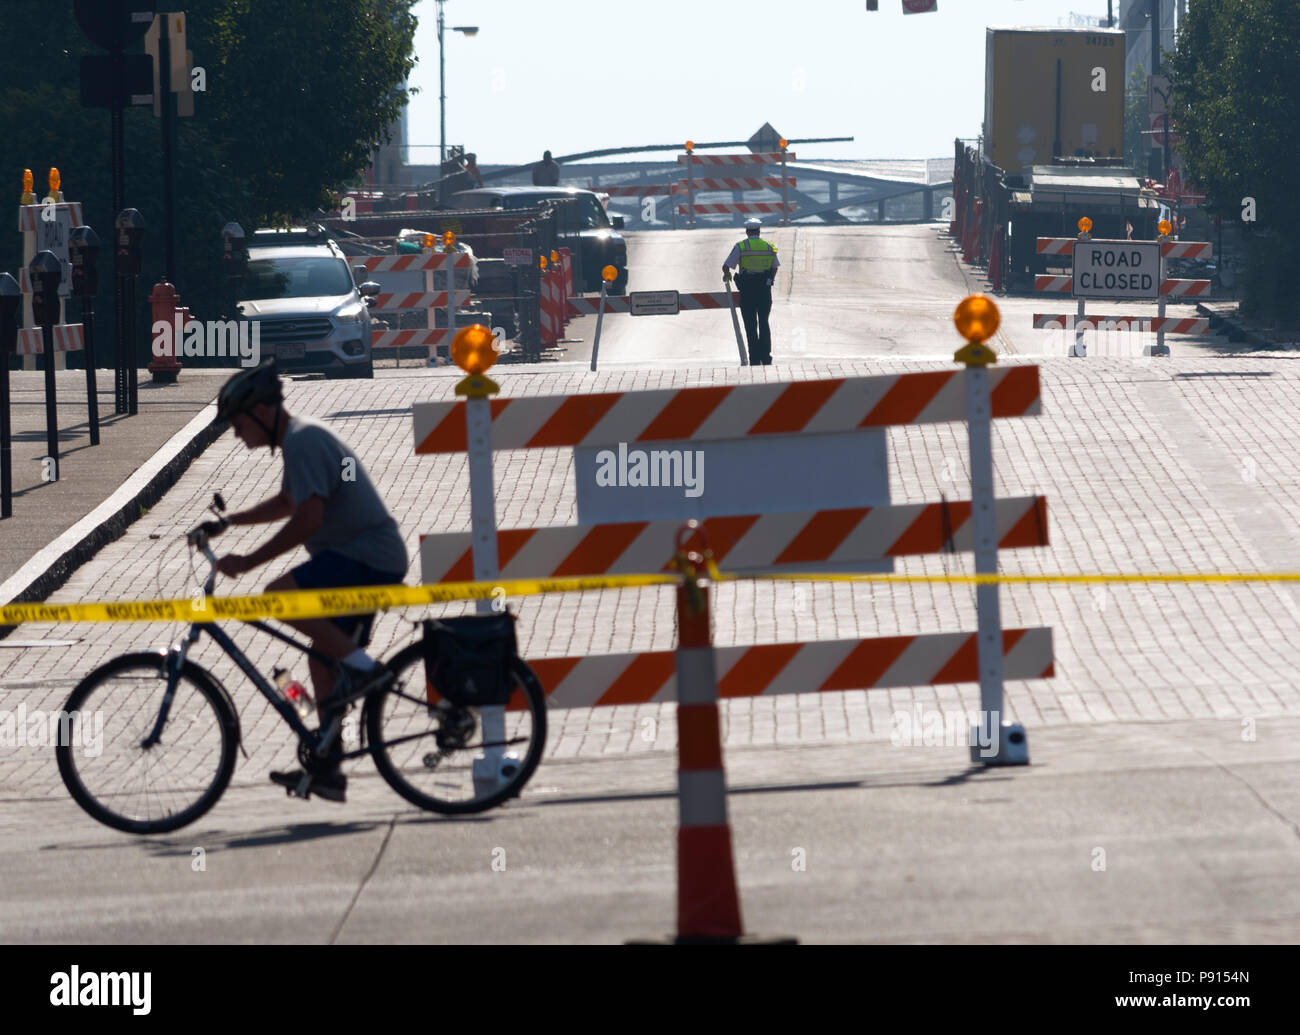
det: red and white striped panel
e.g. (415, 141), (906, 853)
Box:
(525, 628), (1054, 708)
(419, 496), (1049, 582)
(565, 292), (739, 317)
(1034, 275), (1073, 292)
(361, 253), (472, 273)
(371, 328), (454, 349)
(677, 153), (794, 166)
(1159, 278), (1211, 297)
(371, 290), (471, 311)
(15, 324), (84, 355)
(594, 185), (673, 196)
(1035, 238), (1076, 255)
(678, 203), (797, 215)
(1160, 241), (1212, 259)
(672, 177), (796, 193)
(1033, 314), (1208, 334)
(18, 202), (83, 231)
(412, 368), (1042, 454)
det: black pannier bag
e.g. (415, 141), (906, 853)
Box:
(422, 614), (518, 707)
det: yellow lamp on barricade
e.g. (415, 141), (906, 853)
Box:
(452, 324), (500, 397)
(46, 167), (62, 203)
(20, 168), (34, 205)
(602, 265), (617, 283)
(1076, 216), (1092, 239)
(1158, 219), (1172, 238)
(684, 140), (694, 152)
(538, 254), (548, 270)
(443, 230), (456, 250)
(952, 294), (1000, 366)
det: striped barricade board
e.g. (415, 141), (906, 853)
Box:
(419, 496), (1049, 581)
(16, 324), (84, 355)
(518, 629), (1054, 709)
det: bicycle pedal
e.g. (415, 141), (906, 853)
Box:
(293, 774), (313, 799)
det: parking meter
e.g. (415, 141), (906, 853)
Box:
(69, 226), (101, 298)
(115, 208), (146, 278)
(30, 251), (62, 327)
(221, 221), (247, 316)
(0, 273), (18, 354)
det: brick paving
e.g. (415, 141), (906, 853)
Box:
(5, 356), (1300, 798)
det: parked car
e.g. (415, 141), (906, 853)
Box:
(448, 186), (628, 294)
(238, 228), (377, 378)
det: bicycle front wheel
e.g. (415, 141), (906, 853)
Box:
(55, 652), (240, 834)
(366, 643), (547, 815)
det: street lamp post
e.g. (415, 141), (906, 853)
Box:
(437, 1), (479, 165)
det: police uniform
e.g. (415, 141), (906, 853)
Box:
(722, 221), (779, 364)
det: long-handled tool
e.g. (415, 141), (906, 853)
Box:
(723, 270), (747, 366)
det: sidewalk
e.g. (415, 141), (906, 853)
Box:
(0, 368), (228, 606)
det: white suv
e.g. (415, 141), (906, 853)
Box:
(238, 232), (376, 379)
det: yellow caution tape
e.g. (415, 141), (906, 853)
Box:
(4, 567), (1297, 627)
(0, 573), (679, 626)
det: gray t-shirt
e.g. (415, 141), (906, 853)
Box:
(279, 415), (408, 576)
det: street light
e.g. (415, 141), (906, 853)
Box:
(437, 0), (480, 164)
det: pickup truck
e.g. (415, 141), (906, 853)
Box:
(448, 186), (628, 294)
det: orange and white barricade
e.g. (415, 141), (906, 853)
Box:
(677, 145), (798, 228)
(413, 297), (1051, 939)
(360, 250), (471, 365)
(18, 200), (84, 371)
(1033, 227), (1213, 357)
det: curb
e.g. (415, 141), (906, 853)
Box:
(0, 402), (224, 639)
(1196, 302), (1273, 348)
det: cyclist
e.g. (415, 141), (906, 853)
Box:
(202, 359), (409, 802)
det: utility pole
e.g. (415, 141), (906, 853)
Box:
(438, 0), (445, 165)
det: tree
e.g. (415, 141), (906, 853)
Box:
(0, 0), (417, 366)
(1167, 0), (1300, 326)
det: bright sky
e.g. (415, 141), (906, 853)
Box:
(405, 0), (1123, 165)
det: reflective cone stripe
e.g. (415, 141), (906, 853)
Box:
(674, 578), (744, 940)
(525, 628), (1054, 708)
(361, 253), (472, 272)
(16, 324), (84, 354)
(413, 368), (1041, 453)
(371, 291), (470, 311)
(418, 496), (1049, 582)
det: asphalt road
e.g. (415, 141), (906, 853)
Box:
(554, 223), (1224, 367)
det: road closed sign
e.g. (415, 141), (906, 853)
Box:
(1072, 240), (1160, 300)
(629, 290), (679, 316)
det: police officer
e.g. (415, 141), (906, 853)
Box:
(722, 218), (779, 365)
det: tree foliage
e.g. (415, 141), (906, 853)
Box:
(0, 0), (418, 363)
(1167, 0), (1300, 325)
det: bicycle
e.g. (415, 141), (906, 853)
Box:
(54, 494), (548, 834)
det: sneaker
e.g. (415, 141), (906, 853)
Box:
(334, 661), (395, 701)
(270, 767), (347, 803)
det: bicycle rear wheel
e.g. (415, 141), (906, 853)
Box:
(366, 642), (547, 814)
(55, 652), (240, 834)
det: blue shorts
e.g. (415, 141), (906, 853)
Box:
(289, 551), (405, 648)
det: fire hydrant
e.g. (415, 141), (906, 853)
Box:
(147, 279), (187, 383)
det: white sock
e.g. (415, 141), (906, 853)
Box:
(343, 649), (377, 670)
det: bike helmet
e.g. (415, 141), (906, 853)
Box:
(216, 359), (285, 452)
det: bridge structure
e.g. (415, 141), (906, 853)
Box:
(469, 157), (953, 232)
